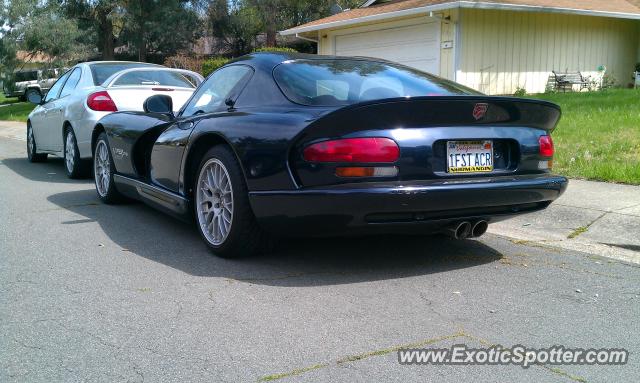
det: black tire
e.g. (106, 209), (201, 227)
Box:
(94, 132), (124, 204)
(27, 122), (48, 163)
(193, 146), (272, 258)
(25, 89), (40, 103)
(64, 128), (89, 178)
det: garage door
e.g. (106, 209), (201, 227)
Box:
(334, 21), (440, 75)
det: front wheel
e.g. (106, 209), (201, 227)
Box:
(94, 132), (124, 204)
(27, 122), (47, 163)
(194, 146), (271, 258)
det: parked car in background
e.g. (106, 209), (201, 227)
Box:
(26, 61), (203, 178)
(3, 68), (65, 101)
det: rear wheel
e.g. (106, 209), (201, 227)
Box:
(64, 128), (88, 178)
(194, 146), (271, 258)
(27, 122), (47, 163)
(25, 89), (40, 103)
(94, 132), (123, 204)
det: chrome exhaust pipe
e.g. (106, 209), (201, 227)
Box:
(471, 220), (489, 238)
(445, 221), (472, 240)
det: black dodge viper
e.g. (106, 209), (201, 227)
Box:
(92, 52), (568, 258)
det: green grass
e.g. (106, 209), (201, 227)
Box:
(0, 101), (34, 122)
(0, 92), (21, 105)
(529, 89), (640, 185)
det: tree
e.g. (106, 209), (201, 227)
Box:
(1, 0), (88, 70)
(208, 0), (364, 53)
(207, 0), (262, 56)
(122, 0), (203, 62)
(60, 0), (125, 60)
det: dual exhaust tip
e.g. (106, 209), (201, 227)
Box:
(446, 220), (489, 240)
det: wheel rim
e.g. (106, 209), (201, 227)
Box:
(27, 125), (34, 157)
(65, 131), (75, 173)
(196, 158), (234, 246)
(94, 141), (110, 197)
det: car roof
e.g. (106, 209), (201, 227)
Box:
(229, 52), (395, 70)
(82, 61), (163, 67)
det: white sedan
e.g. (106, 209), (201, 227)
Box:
(26, 61), (203, 178)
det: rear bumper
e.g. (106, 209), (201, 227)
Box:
(249, 174), (568, 236)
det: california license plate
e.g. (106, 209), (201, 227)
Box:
(446, 140), (494, 173)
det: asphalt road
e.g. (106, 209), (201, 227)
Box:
(1, 136), (638, 382)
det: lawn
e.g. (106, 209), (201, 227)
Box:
(0, 92), (34, 122)
(530, 89), (640, 185)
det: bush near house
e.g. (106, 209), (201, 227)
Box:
(531, 89), (640, 185)
(201, 57), (231, 77)
(201, 47), (298, 77)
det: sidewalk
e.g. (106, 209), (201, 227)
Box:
(489, 179), (640, 264)
(1, 119), (639, 263)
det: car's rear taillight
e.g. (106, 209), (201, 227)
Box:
(303, 137), (400, 163)
(87, 91), (118, 112)
(539, 135), (554, 157)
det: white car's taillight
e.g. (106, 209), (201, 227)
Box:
(87, 91), (118, 112)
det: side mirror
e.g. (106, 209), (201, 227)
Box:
(143, 95), (174, 117)
(27, 91), (43, 105)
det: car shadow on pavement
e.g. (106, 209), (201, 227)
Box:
(2, 157), (93, 184)
(48, 189), (504, 287)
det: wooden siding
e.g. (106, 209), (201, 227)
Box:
(457, 8), (640, 94)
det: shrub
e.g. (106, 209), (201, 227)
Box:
(252, 47), (298, 54)
(164, 54), (205, 73)
(201, 57), (230, 77)
(513, 87), (527, 97)
(600, 73), (617, 91)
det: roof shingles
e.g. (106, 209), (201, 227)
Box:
(283, 0), (640, 33)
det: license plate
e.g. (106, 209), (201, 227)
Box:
(446, 140), (494, 173)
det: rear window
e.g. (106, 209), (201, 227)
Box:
(273, 59), (481, 106)
(112, 70), (197, 88)
(89, 63), (159, 85)
(15, 71), (38, 82)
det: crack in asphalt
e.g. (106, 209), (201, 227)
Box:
(256, 328), (593, 382)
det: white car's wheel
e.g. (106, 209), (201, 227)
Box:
(27, 122), (47, 163)
(64, 128), (88, 178)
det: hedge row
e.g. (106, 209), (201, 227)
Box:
(201, 47), (298, 77)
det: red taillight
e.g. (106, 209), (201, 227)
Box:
(87, 91), (118, 112)
(539, 135), (554, 157)
(303, 138), (400, 163)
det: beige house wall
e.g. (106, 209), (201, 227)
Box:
(311, 8), (640, 94)
(457, 8), (640, 94)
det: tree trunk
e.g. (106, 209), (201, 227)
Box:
(137, 1), (146, 62)
(98, 11), (115, 60)
(264, 2), (277, 47)
(137, 30), (146, 62)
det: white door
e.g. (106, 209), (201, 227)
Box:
(334, 20), (441, 75)
(30, 70), (71, 151)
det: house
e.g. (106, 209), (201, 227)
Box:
(280, 0), (640, 94)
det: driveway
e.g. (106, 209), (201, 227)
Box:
(1, 134), (638, 382)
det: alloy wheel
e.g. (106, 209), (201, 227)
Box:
(196, 158), (234, 246)
(94, 140), (110, 197)
(65, 131), (76, 173)
(27, 125), (35, 157)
